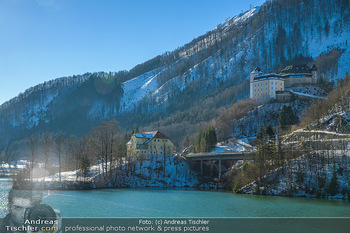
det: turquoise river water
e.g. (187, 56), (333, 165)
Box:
(1, 179), (350, 217)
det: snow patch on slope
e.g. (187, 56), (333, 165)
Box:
(218, 6), (261, 30)
(211, 138), (253, 153)
(120, 69), (162, 112)
(11, 89), (60, 128)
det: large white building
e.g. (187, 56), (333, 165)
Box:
(250, 64), (318, 99)
(126, 131), (175, 158)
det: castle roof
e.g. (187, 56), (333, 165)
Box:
(253, 73), (284, 81)
(281, 73), (312, 78)
(311, 64), (318, 71)
(280, 64), (312, 74)
(251, 67), (262, 73)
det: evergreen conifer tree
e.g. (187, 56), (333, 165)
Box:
(265, 124), (277, 166)
(256, 125), (266, 168)
(80, 154), (90, 182)
(279, 105), (299, 129)
(327, 170), (339, 196)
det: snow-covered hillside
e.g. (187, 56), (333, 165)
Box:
(229, 99), (308, 139)
(238, 78), (350, 199)
(0, 0), (349, 151)
(98, 154), (198, 188)
(218, 6), (261, 31)
(120, 68), (163, 112)
(241, 150), (350, 199)
(115, 0), (350, 116)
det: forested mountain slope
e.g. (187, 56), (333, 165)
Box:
(0, 0), (349, 150)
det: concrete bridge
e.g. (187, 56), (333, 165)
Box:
(185, 151), (254, 179)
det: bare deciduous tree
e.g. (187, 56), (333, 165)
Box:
(26, 135), (39, 182)
(41, 133), (52, 181)
(54, 133), (65, 183)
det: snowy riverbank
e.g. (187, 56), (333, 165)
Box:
(19, 155), (212, 190)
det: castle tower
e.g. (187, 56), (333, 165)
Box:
(250, 67), (262, 98)
(250, 67), (262, 82)
(311, 64), (318, 83)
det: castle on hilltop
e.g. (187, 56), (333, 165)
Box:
(250, 64), (318, 99)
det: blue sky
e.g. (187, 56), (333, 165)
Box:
(0, 0), (265, 105)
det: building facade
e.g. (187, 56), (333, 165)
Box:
(250, 64), (317, 99)
(281, 64), (318, 87)
(275, 90), (294, 102)
(250, 73), (285, 98)
(126, 131), (175, 157)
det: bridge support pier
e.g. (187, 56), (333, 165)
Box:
(200, 160), (203, 174)
(186, 152), (253, 180)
